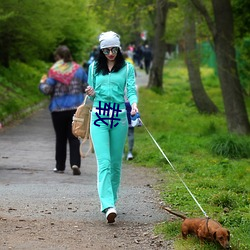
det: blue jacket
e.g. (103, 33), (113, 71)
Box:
(39, 67), (88, 112)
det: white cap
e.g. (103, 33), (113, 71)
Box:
(99, 31), (121, 49)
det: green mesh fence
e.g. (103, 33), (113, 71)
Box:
(198, 41), (217, 75)
(198, 40), (250, 94)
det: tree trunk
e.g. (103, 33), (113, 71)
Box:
(148, 0), (169, 89)
(212, 0), (250, 134)
(184, 4), (218, 114)
(191, 0), (250, 134)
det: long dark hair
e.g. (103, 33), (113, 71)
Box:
(95, 48), (126, 75)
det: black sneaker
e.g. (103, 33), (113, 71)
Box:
(53, 168), (64, 173)
(72, 165), (81, 175)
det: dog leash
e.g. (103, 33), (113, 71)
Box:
(139, 118), (209, 218)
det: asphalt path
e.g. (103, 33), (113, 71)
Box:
(0, 105), (166, 223)
(0, 69), (172, 249)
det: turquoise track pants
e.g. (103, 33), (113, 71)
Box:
(90, 108), (128, 212)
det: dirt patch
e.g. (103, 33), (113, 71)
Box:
(0, 216), (174, 250)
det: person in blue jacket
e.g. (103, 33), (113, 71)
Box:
(86, 31), (138, 223)
(39, 45), (88, 175)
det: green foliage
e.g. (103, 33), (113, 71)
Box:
(232, 0), (250, 39)
(0, 60), (49, 122)
(130, 58), (250, 249)
(0, 0), (100, 66)
(236, 37), (250, 95)
(165, 2), (184, 44)
(154, 221), (181, 240)
(92, 0), (156, 45)
(210, 135), (250, 159)
(210, 191), (238, 209)
(165, 0), (213, 45)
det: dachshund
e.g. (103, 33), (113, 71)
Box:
(162, 206), (231, 249)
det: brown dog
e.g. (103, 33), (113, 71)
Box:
(163, 207), (231, 249)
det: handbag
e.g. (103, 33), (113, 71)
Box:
(72, 95), (93, 158)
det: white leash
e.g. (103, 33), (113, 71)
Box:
(139, 118), (209, 218)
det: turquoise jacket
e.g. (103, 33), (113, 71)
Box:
(87, 62), (138, 110)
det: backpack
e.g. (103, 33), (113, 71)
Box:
(72, 95), (93, 158)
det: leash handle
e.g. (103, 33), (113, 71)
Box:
(139, 118), (209, 218)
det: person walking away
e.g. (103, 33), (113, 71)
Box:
(39, 45), (88, 175)
(143, 44), (152, 74)
(134, 44), (144, 69)
(85, 31), (138, 223)
(86, 46), (99, 71)
(125, 101), (135, 160)
(123, 52), (137, 160)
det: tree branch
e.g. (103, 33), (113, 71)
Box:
(190, 0), (216, 37)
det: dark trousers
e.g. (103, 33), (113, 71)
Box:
(51, 110), (80, 171)
(125, 102), (134, 153)
(144, 59), (151, 74)
(127, 127), (134, 152)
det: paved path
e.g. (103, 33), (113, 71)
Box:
(0, 71), (173, 249)
(135, 68), (149, 88)
(0, 68), (152, 222)
(0, 106), (164, 224)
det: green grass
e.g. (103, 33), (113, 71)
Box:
(0, 60), (50, 123)
(129, 59), (250, 250)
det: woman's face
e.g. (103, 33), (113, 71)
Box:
(102, 47), (118, 61)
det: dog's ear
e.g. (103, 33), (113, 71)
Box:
(227, 230), (230, 240)
(213, 231), (217, 240)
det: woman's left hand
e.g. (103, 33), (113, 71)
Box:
(131, 103), (138, 116)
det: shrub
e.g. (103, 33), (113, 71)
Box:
(210, 191), (237, 209)
(210, 135), (250, 158)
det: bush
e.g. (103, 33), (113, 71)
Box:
(210, 191), (237, 209)
(0, 60), (49, 123)
(210, 135), (250, 159)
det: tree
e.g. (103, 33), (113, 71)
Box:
(184, 1), (218, 114)
(148, 0), (177, 89)
(191, 0), (250, 134)
(91, 0), (155, 47)
(232, 0), (250, 96)
(232, 0), (250, 40)
(0, 0), (98, 66)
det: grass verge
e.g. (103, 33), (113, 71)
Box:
(128, 58), (250, 250)
(0, 60), (50, 125)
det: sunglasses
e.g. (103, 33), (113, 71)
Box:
(102, 47), (119, 55)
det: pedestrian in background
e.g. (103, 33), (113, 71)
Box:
(123, 52), (137, 160)
(85, 46), (99, 72)
(85, 31), (138, 223)
(39, 45), (88, 175)
(134, 44), (144, 69)
(143, 44), (152, 74)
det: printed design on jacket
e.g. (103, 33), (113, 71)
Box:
(53, 77), (84, 97)
(93, 101), (122, 128)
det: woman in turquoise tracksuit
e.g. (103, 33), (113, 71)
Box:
(86, 31), (138, 223)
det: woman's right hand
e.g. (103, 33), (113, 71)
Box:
(40, 74), (47, 83)
(85, 86), (95, 97)
(131, 103), (138, 116)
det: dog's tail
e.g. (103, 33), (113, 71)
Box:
(162, 206), (187, 220)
